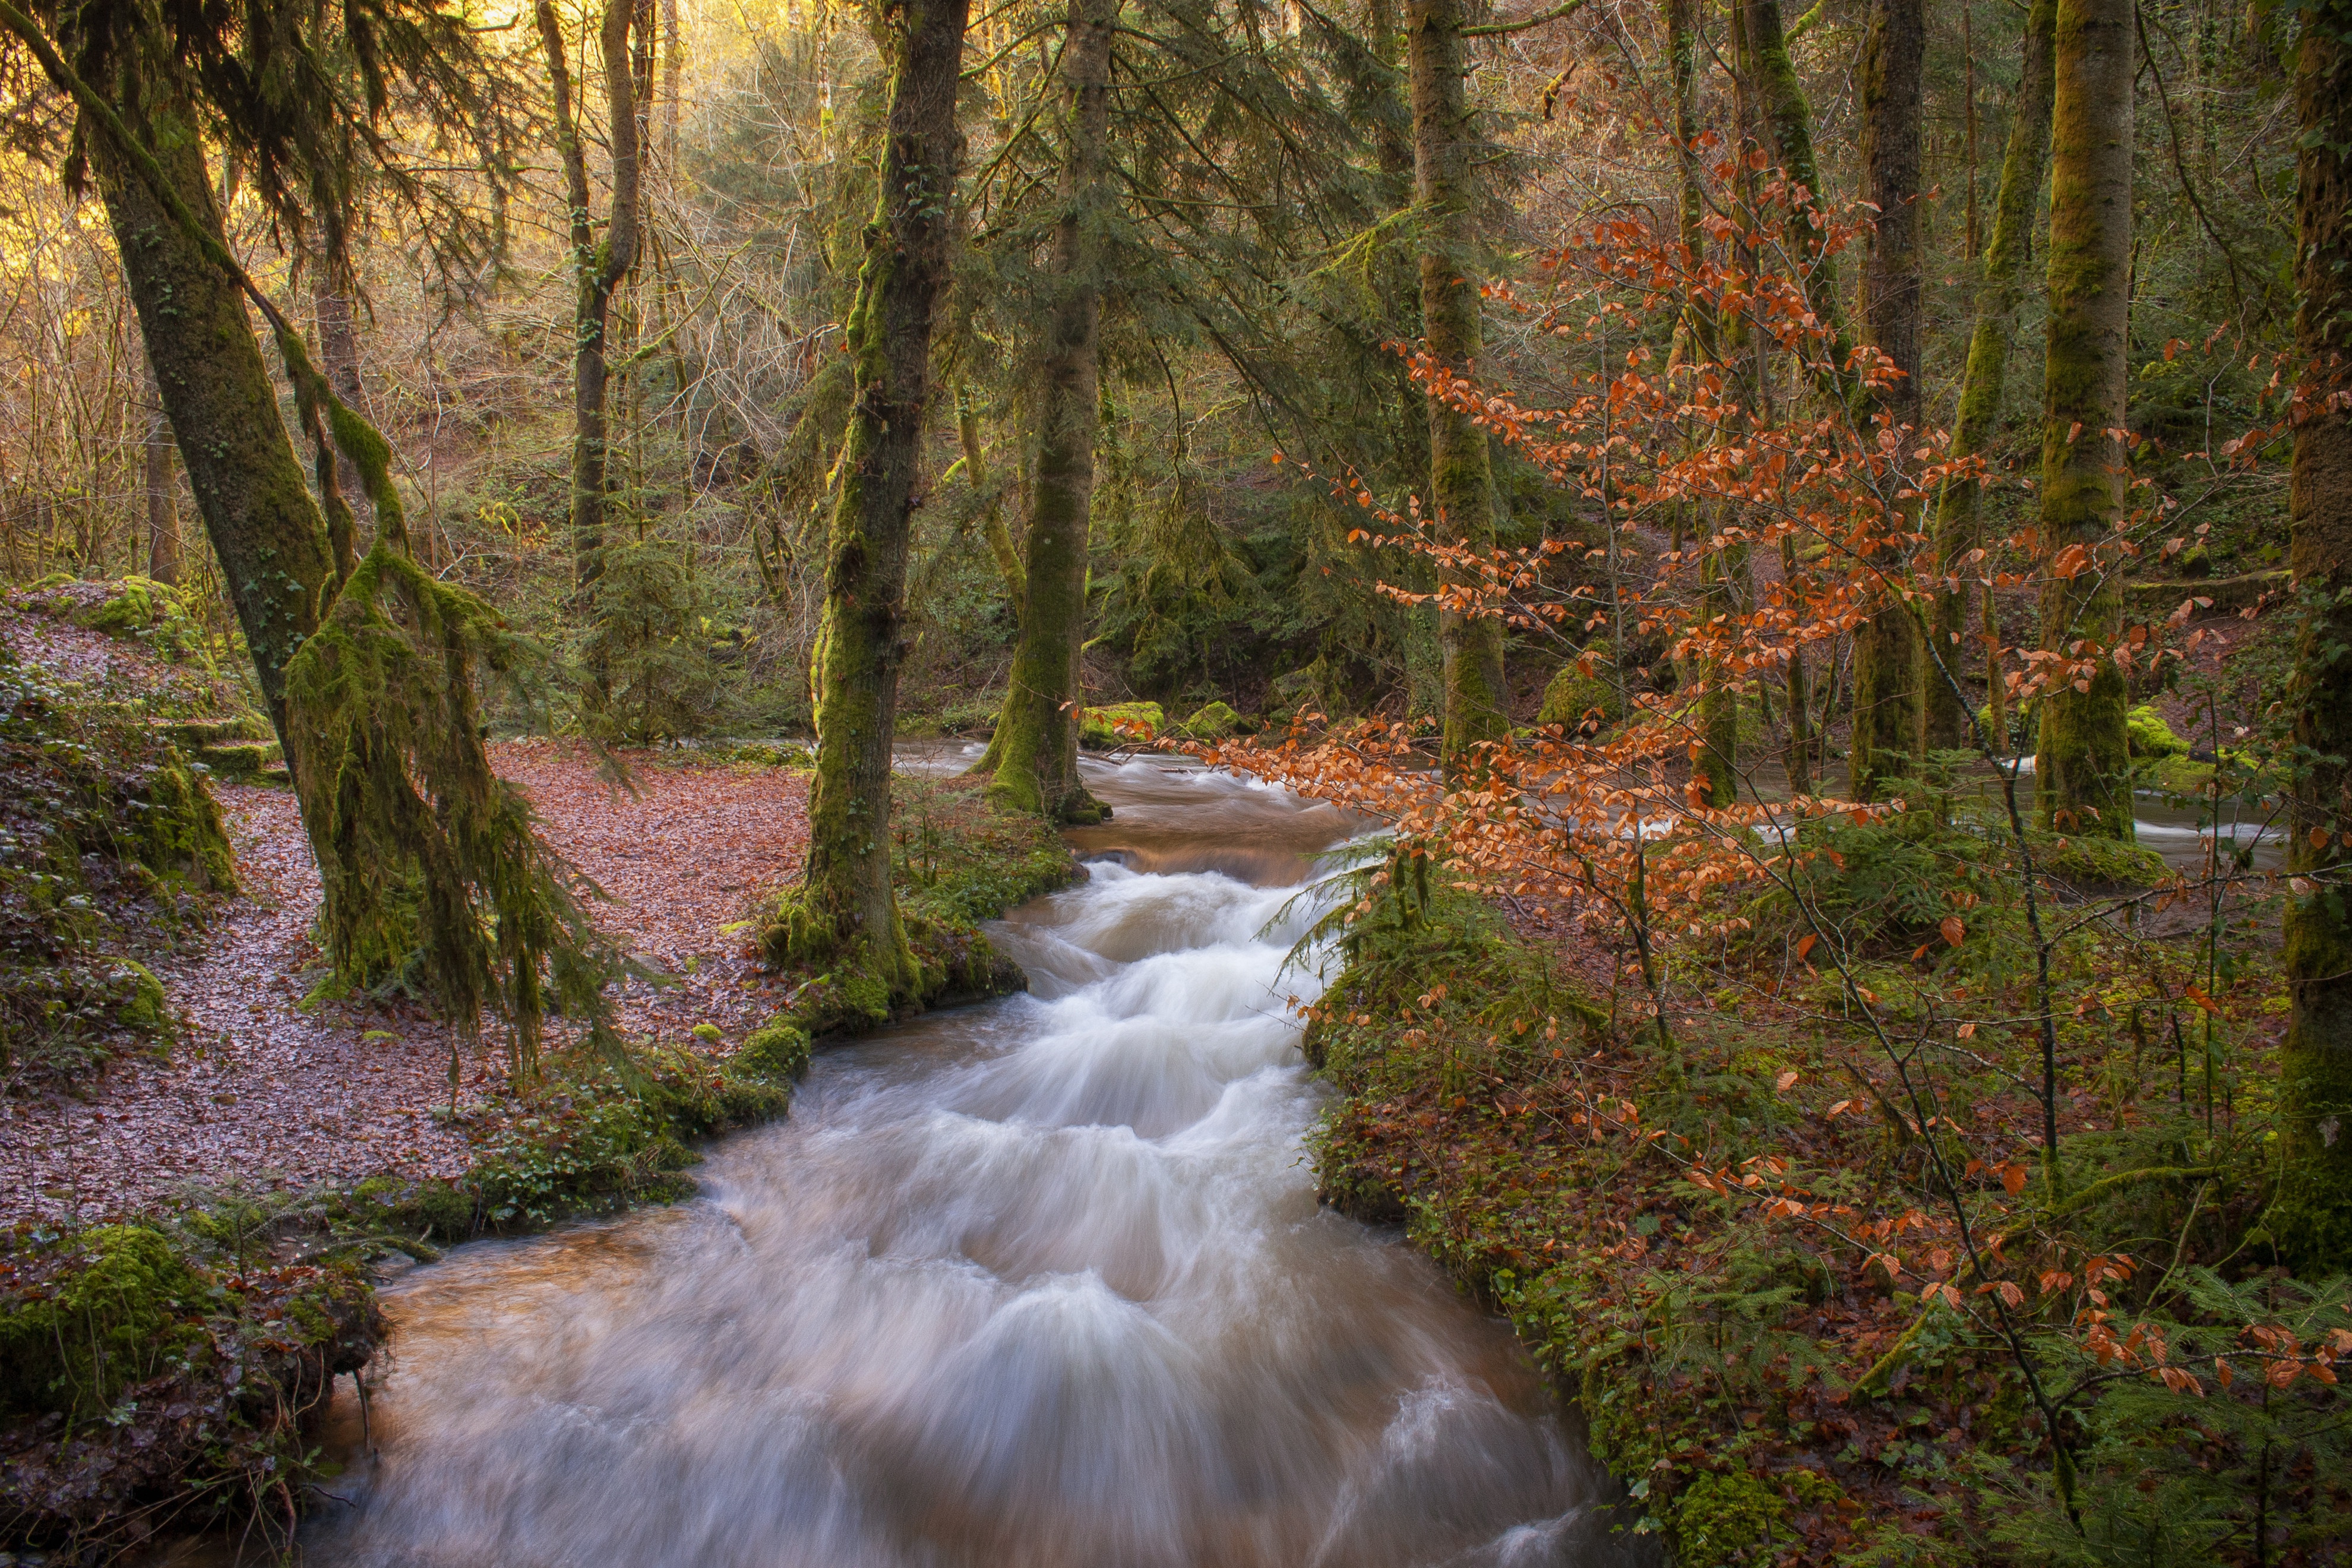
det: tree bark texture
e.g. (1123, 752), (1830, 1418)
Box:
(2275, 0), (2352, 1268)
(538, 0), (644, 593)
(137, 353), (181, 586)
(1848, 0), (1926, 802)
(2032, 0), (2134, 838)
(1925, 0), (2055, 751)
(93, 80), (334, 751)
(313, 250), (370, 573)
(1409, 0), (1507, 766)
(979, 0), (1113, 823)
(792, 0), (969, 989)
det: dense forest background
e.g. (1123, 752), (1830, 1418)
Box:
(0, 0), (2287, 742)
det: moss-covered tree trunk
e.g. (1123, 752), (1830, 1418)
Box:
(314, 249), (371, 567)
(1848, 0), (1925, 801)
(91, 82), (336, 753)
(2032, 0), (2134, 837)
(537, 0), (643, 595)
(978, 0), (1112, 823)
(1737, 0), (1850, 381)
(783, 0), (969, 993)
(2274, 0), (2352, 1269)
(1925, 0), (2055, 752)
(1409, 0), (1507, 766)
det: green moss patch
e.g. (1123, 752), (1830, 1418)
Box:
(1, 631), (235, 1080)
(0, 1221), (378, 1554)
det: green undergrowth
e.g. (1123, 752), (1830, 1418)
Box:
(1, 626), (238, 1084)
(0, 1218), (378, 1557)
(1304, 861), (2348, 1567)
(754, 773), (1079, 1037)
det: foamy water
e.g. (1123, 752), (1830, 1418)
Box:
(301, 762), (1616, 1567)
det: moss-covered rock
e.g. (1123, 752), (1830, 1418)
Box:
(1536, 662), (1624, 732)
(1670, 1468), (1786, 1568)
(1080, 701), (1164, 748)
(0, 1222), (378, 1551)
(2041, 831), (2171, 889)
(2126, 704), (2191, 757)
(1178, 700), (1243, 740)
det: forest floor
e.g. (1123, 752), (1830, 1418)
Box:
(0, 732), (811, 1228)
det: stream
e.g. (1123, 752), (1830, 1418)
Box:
(298, 755), (1617, 1568)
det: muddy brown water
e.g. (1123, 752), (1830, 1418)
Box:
(280, 753), (1620, 1567)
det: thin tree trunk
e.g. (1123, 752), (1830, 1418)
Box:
(313, 249), (370, 570)
(787, 0), (970, 991)
(93, 81), (335, 751)
(978, 0), (1113, 823)
(1926, 0), (2055, 751)
(2275, 0), (2352, 1267)
(1410, 0), (1507, 766)
(2033, 0), (2134, 837)
(538, 0), (644, 594)
(957, 385), (1028, 612)
(1848, 0), (1926, 801)
(1737, 0), (1851, 385)
(137, 354), (180, 586)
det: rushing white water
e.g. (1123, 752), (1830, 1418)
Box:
(302, 762), (1616, 1568)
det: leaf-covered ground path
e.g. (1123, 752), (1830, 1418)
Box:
(0, 741), (808, 1227)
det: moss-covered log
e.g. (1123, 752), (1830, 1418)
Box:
(2032, 0), (2135, 839)
(1926, 0), (2055, 751)
(1409, 0), (1508, 766)
(782, 0), (970, 993)
(2274, 0), (2352, 1269)
(977, 0), (1114, 824)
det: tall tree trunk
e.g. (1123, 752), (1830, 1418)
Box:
(2275, 0), (2352, 1269)
(783, 0), (970, 990)
(978, 0), (1112, 823)
(92, 81), (335, 751)
(1737, 0), (1851, 384)
(1926, 0), (2056, 751)
(1848, 0), (1926, 801)
(1668, 0), (1741, 808)
(136, 354), (180, 586)
(538, 0), (644, 595)
(2032, 0), (2134, 837)
(1409, 0), (1507, 766)
(312, 248), (370, 570)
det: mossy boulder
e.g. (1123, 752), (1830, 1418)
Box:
(2041, 832), (2171, 889)
(1537, 662), (1624, 732)
(1178, 700), (1242, 741)
(1080, 701), (1164, 748)
(0, 1225), (208, 1422)
(739, 1019), (814, 1079)
(2126, 704), (2190, 758)
(1670, 1469), (1786, 1568)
